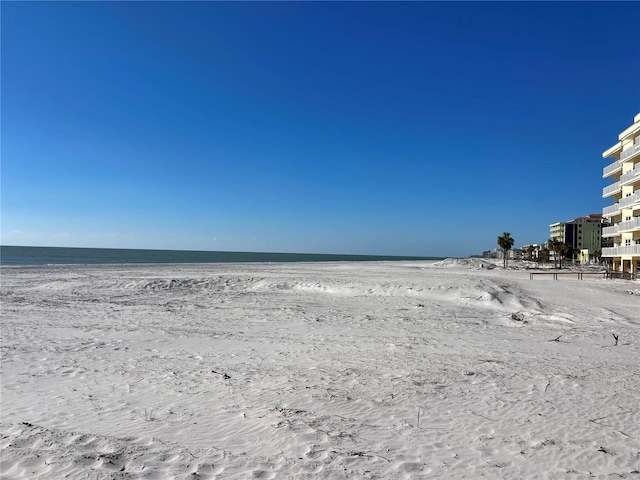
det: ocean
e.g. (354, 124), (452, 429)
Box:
(0, 246), (443, 266)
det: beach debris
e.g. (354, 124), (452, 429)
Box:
(511, 312), (525, 322)
(612, 333), (619, 346)
(332, 450), (391, 462)
(590, 416), (614, 427)
(467, 410), (497, 421)
(548, 335), (562, 342)
(590, 417), (634, 438)
(211, 369), (231, 379)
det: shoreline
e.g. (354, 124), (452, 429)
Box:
(0, 245), (445, 267)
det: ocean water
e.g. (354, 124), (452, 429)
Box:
(0, 246), (443, 266)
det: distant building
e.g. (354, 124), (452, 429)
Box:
(522, 244), (544, 260)
(601, 113), (640, 276)
(549, 222), (566, 242)
(567, 215), (609, 264)
(548, 214), (609, 264)
(548, 222), (567, 265)
(509, 248), (523, 260)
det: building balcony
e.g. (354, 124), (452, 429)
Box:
(619, 165), (640, 187)
(602, 244), (640, 257)
(603, 203), (620, 217)
(603, 181), (621, 198)
(620, 139), (640, 162)
(603, 160), (623, 178)
(619, 190), (640, 209)
(604, 217), (640, 237)
(620, 216), (640, 232)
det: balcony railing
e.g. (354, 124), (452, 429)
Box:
(603, 181), (621, 198)
(602, 244), (640, 257)
(620, 140), (640, 161)
(618, 216), (640, 233)
(603, 160), (623, 178)
(619, 165), (640, 186)
(619, 191), (640, 209)
(602, 203), (620, 216)
(604, 217), (640, 237)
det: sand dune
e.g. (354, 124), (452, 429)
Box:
(1, 261), (639, 478)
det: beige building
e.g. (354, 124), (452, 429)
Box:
(601, 113), (640, 276)
(549, 222), (566, 242)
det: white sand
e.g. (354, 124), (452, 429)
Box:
(1, 260), (639, 479)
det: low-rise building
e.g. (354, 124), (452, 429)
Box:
(509, 248), (523, 260)
(522, 244), (544, 261)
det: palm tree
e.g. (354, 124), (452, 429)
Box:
(548, 239), (560, 268)
(565, 245), (577, 264)
(548, 238), (569, 269)
(539, 248), (550, 264)
(497, 232), (515, 269)
(559, 243), (570, 269)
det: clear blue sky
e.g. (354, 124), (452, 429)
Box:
(2, 2), (639, 257)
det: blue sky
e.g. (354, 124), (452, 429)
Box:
(2, 2), (639, 257)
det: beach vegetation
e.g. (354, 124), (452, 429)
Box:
(497, 232), (515, 269)
(563, 245), (578, 264)
(548, 238), (570, 269)
(537, 248), (550, 264)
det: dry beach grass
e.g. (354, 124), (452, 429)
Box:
(1, 260), (639, 479)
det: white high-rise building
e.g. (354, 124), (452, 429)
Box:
(601, 113), (640, 276)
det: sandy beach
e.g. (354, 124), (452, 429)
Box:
(1, 259), (639, 479)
